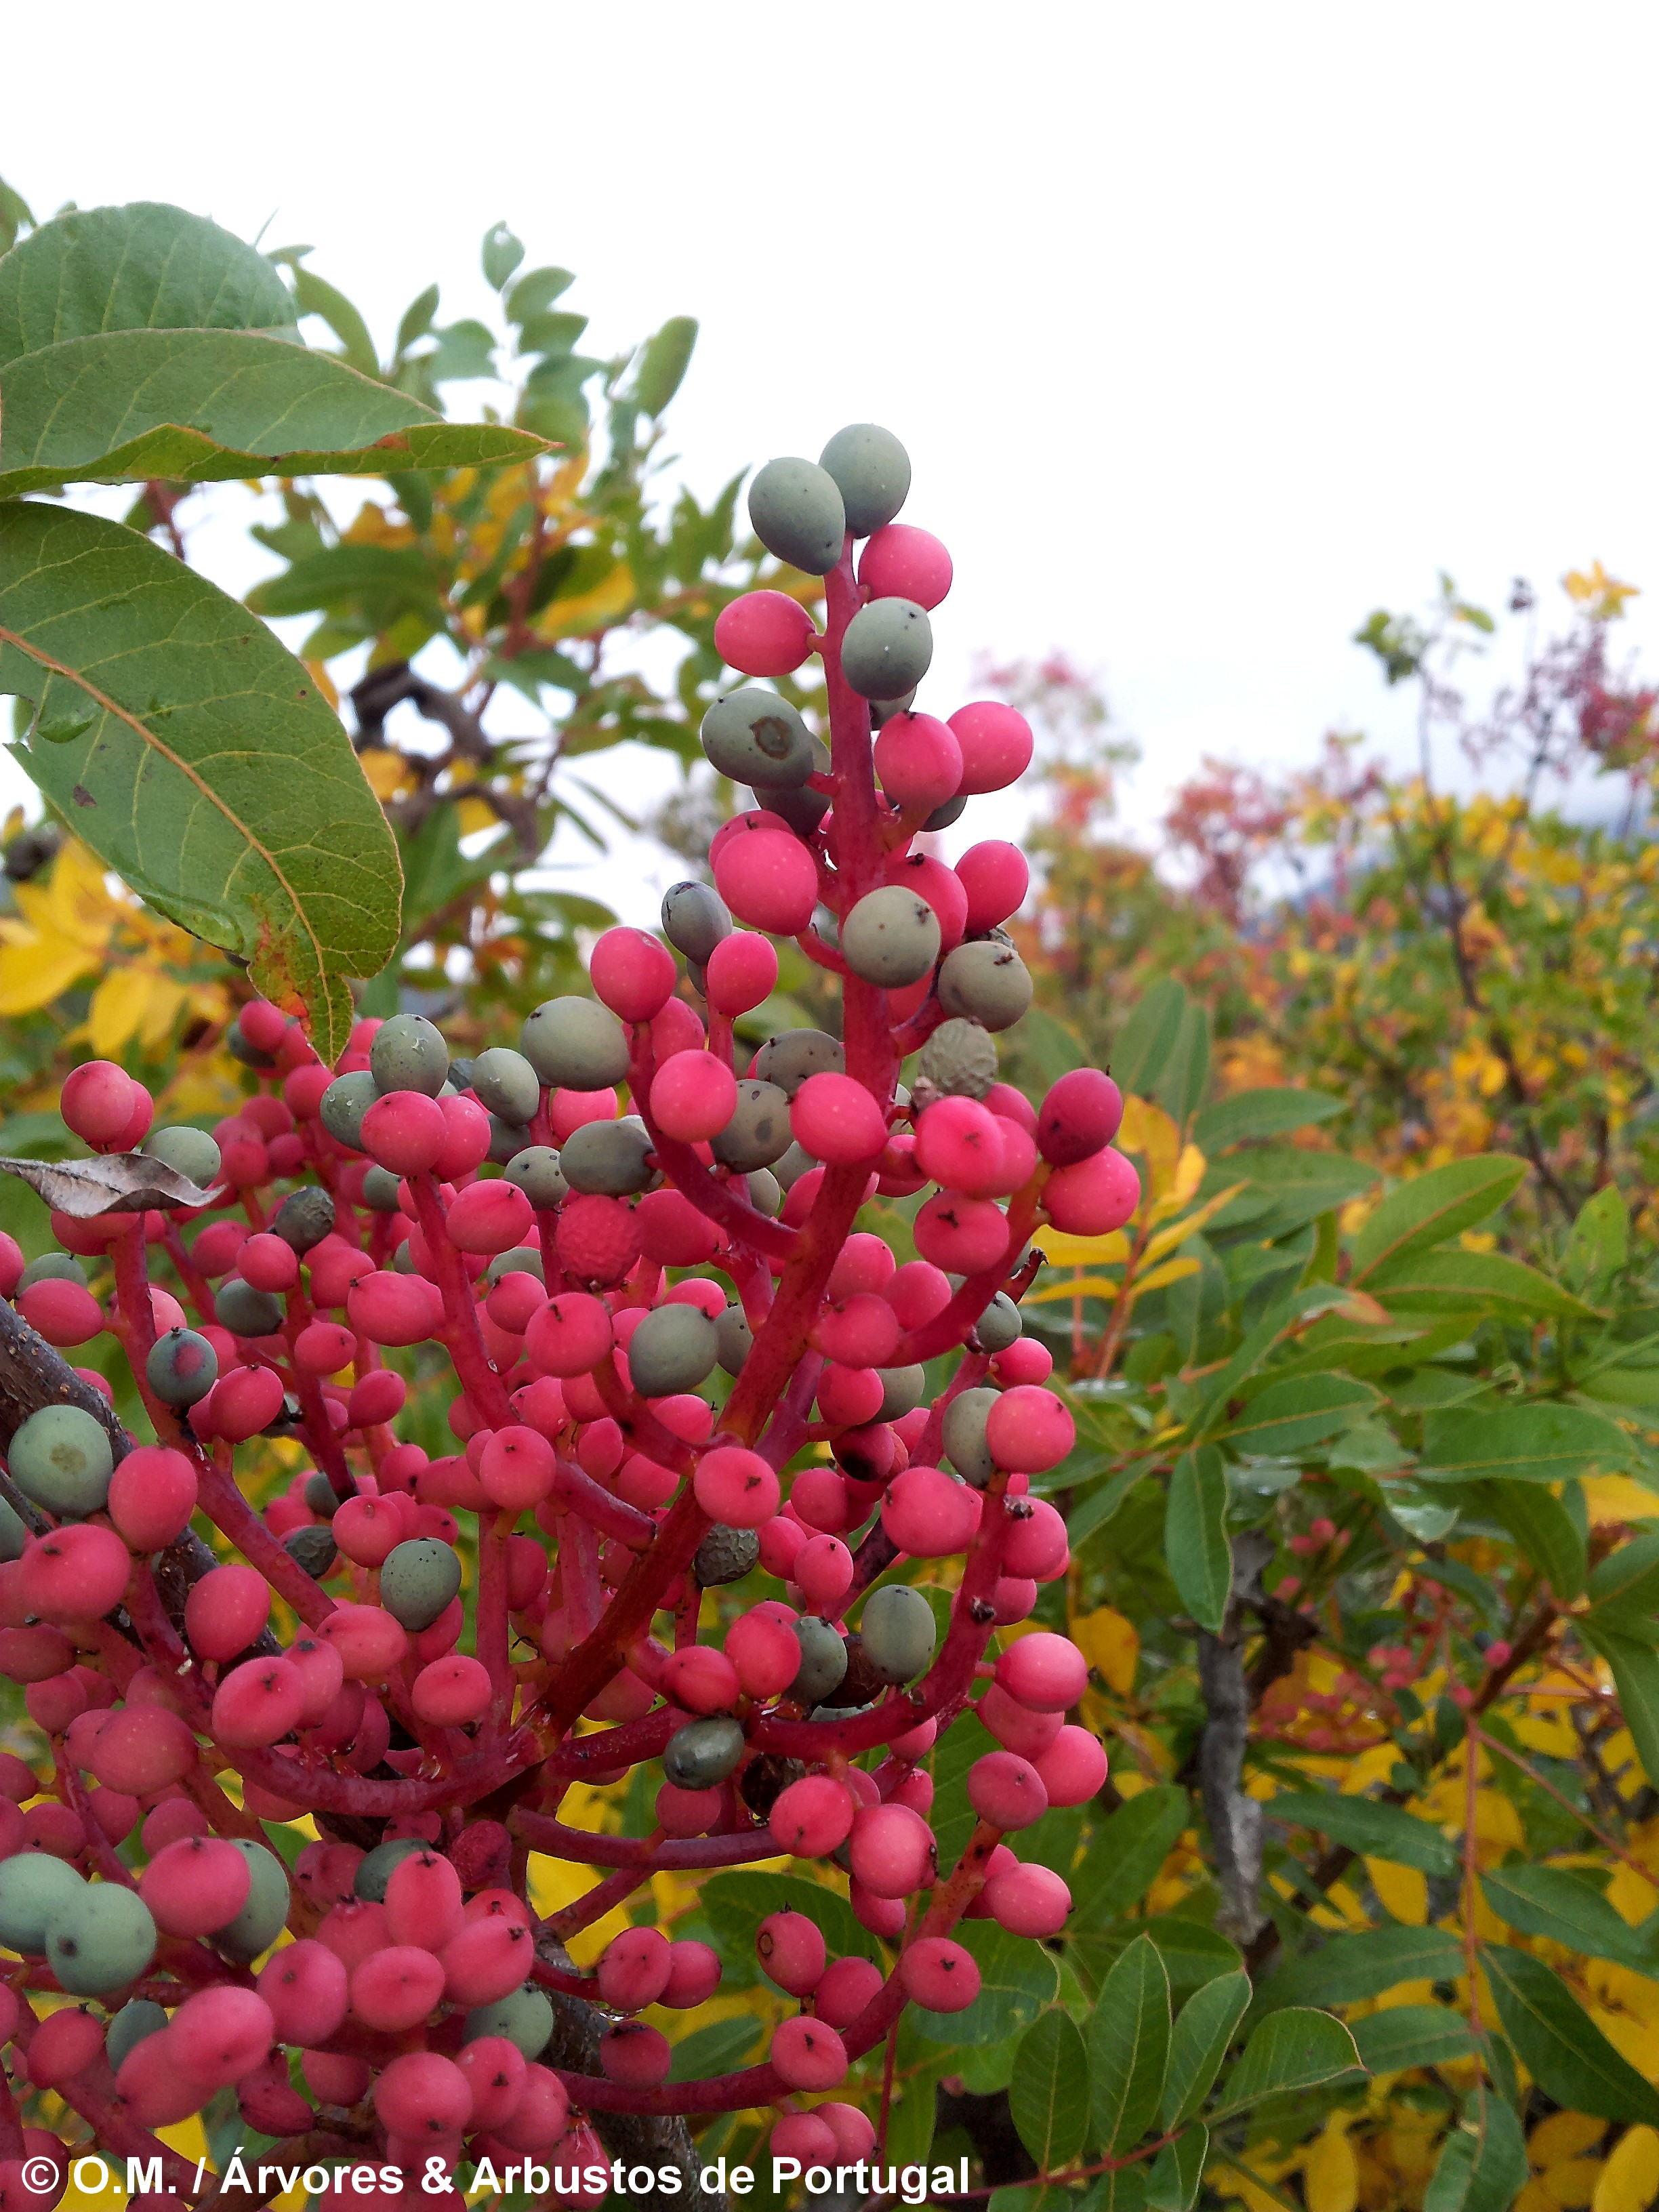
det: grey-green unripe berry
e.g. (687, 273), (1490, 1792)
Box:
(146, 1328), (218, 1408)
(876, 1365), (927, 1422)
(710, 1082), (792, 1171)
(871, 689), (918, 727)
(695, 1525), (760, 1586)
(370, 1013), (449, 1099)
(937, 941), (1033, 1031)
(471, 1048), (541, 1127)
(213, 1841), (290, 1961)
(819, 424), (910, 536)
(227, 1015), (276, 1069)
(771, 1141), (818, 1191)
(380, 1538), (462, 1633)
(663, 1715), (746, 1790)
(628, 1305), (718, 1396)
(215, 1281), (287, 1338)
(520, 998), (630, 1090)
(0, 1497), (25, 1564)
(485, 1245), (546, 1288)
(16, 1254), (86, 1295)
(8, 1405), (113, 1516)
(559, 1118), (655, 1196)
(285, 1525), (338, 1580)
(446, 1057), (475, 1096)
(505, 1147), (569, 1210)
(273, 1187), (335, 1254)
(751, 779), (832, 839)
(716, 1303), (754, 1376)
(747, 457), (846, 575)
(320, 1071), (378, 1149)
(701, 690), (816, 789)
(106, 1997), (167, 2072)
(923, 794), (967, 832)
(840, 886), (941, 988)
(859, 1584), (937, 1683)
(304, 1471), (340, 1515)
(752, 1029), (844, 1097)
(466, 1986), (554, 2059)
(789, 1618), (848, 1704)
(661, 882), (732, 966)
(143, 1126), (222, 1188)
(746, 1168), (783, 1217)
(975, 1292), (1024, 1354)
(916, 1017), (997, 1101)
(361, 1167), (404, 1213)
(45, 1883), (157, 1994)
(943, 1387), (1002, 1488)
(0, 1853), (85, 1951)
(840, 599), (932, 701)
(488, 1115), (526, 1167)
(354, 1836), (430, 1903)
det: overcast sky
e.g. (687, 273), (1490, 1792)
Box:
(5, 1), (1658, 922)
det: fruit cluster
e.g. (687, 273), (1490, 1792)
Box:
(0, 423), (1138, 2208)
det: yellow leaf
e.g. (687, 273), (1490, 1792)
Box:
(1534, 2117), (1610, 2168)
(1303, 2121), (1358, 2212)
(1072, 1607), (1139, 1696)
(455, 796), (497, 836)
(1543, 2160), (1606, 2208)
(1364, 1858), (1427, 1925)
(1024, 1275), (1123, 1306)
(1140, 1181), (1247, 1269)
(87, 967), (157, 1059)
(1117, 1094), (1182, 1201)
(1584, 1477), (1659, 1525)
(1595, 2124), (1659, 2212)
(537, 560), (634, 640)
(1032, 1227), (1130, 1267)
(359, 747), (413, 802)
(0, 936), (100, 1015)
(1128, 1256), (1202, 1298)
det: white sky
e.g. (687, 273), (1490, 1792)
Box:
(5, 1), (1659, 924)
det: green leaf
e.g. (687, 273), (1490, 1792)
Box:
(1192, 1087), (1345, 1153)
(1586, 1528), (1659, 1623)
(1088, 1933), (1170, 2152)
(394, 284), (440, 356)
(1221, 1373), (1380, 1456)
(1254, 1925), (1463, 2012)
(1009, 2011), (1090, 2168)
(1069, 1788), (1190, 1930)
(632, 316), (698, 415)
(1072, 1920), (1242, 2003)
(1112, 979), (1191, 1101)
(1015, 1006), (1087, 1091)
(0, 500), (399, 1063)
(1159, 1969), (1250, 2127)
(1487, 1480), (1587, 1600)
(1154, 998), (1210, 1128)
(1564, 1183), (1629, 1294)
(1349, 2006), (1479, 2074)
(1481, 1865), (1659, 1975)
(245, 544), (441, 622)
(912, 1920), (1059, 2047)
(289, 266), (380, 377)
(1265, 1792), (1458, 1878)
(1418, 1402), (1631, 1483)
(482, 222), (525, 291)
(0, 329), (546, 496)
(506, 266), (575, 323)
(1482, 1943), (1659, 2122)
(1145, 2126), (1208, 2212)
(1366, 1247), (1601, 1321)
(1422, 2089), (1527, 2212)
(1211, 2009), (1363, 2116)
(699, 1872), (874, 1986)
(1576, 1624), (1659, 1784)
(1348, 1155), (1528, 1282)
(1200, 1147), (1379, 1241)
(665, 2014), (762, 2082)
(1165, 1446), (1230, 1632)
(0, 178), (35, 258)
(0, 201), (299, 365)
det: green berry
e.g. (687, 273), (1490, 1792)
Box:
(628, 1305), (718, 1395)
(747, 458), (845, 575)
(859, 1584), (937, 1683)
(485, 1245), (546, 1287)
(0, 1496), (26, 1563)
(353, 1836), (430, 1902)
(661, 882), (732, 965)
(505, 1147), (569, 1209)
(285, 1525), (338, 1580)
(273, 1187), (335, 1254)
(370, 1013), (449, 1099)
(840, 886), (941, 987)
(819, 424), (910, 536)
(465, 1985), (554, 2058)
(146, 1327), (219, 1408)
(379, 1538), (462, 1632)
(319, 1071), (378, 1149)
(304, 1471), (340, 1515)
(916, 1018), (997, 1102)
(710, 1081), (791, 1172)
(16, 1254), (86, 1295)
(943, 1386), (1001, 1487)
(361, 1166), (404, 1212)
(746, 1168), (783, 1217)
(840, 599), (932, 701)
(212, 1841), (290, 1961)
(695, 1525), (760, 1586)
(716, 1303), (754, 1376)
(106, 1996), (168, 2072)
(975, 1293), (1023, 1354)
(45, 1881), (157, 1994)
(471, 1048), (541, 1126)
(700, 690), (816, 789)
(663, 1715), (745, 1789)
(752, 1029), (844, 1097)
(142, 1126), (222, 1188)
(8, 1405), (113, 1516)
(876, 1365), (926, 1422)
(520, 998), (630, 1090)
(215, 1281), (287, 1338)
(560, 1118), (655, 1197)
(937, 941), (1033, 1031)
(0, 1853), (85, 1952)
(788, 1618), (848, 1704)
(923, 794), (967, 832)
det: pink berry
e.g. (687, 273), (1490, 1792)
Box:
(987, 1387), (1076, 1474)
(859, 525), (953, 609)
(361, 1090), (447, 1175)
(814, 1954), (884, 2029)
(848, 1803), (936, 1898)
(550, 1086), (619, 1143)
(1033, 1724), (1109, 1806)
(590, 926), (678, 1022)
(347, 1269), (442, 1347)
(1044, 1146), (1141, 1234)
(661, 1939), (722, 2008)
(874, 711), (963, 811)
(169, 1986), (275, 2089)
(211, 1364), (286, 1440)
(385, 1849), (464, 1950)
(318, 1601), (409, 1681)
(769, 2016), (848, 2091)
(555, 1193), (642, 1286)
(211, 1656), (308, 1748)
(446, 1180), (535, 1256)
(19, 1526), (129, 1624)
(239, 1232), (299, 1292)
(26, 2006), (103, 2090)
(714, 590), (817, 678)
(185, 1563), (270, 1661)
(770, 2114), (840, 2167)
(651, 1052), (739, 1142)
(882, 1467), (981, 1557)
(17, 1280), (102, 1347)
(661, 1646), (740, 1714)
(914, 1191), (1009, 1273)
(434, 1092), (493, 1179)
(956, 841), (1029, 934)
(756, 1910), (825, 1996)
(770, 1774), (856, 1858)
(373, 2050), (472, 2139)
(996, 1631), (1088, 1713)
(440, 1914), (535, 2005)
(815, 1364), (885, 1429)
(985, 1862), (1071, 1938)
(726, 1612), (801, 1698)
(705, 931), (780, 1017)
(294, 1319), (356, 1375)
(994, 1338), (1053, 1385)
(597, 1925), (672, 2011)
(814, 1292), (901, 1368)
(60, 1061), (140, 1149)
(978, 1681), (1064, 1757)
(947, 701), (1034, 794)
(349, 1944), (445, 2032)
(600, 2021), (672, 2088)
(901, 1936), (981, 2011)
(886, 1258), (952, 1328)
(695, 1444), (779, 1528)
(708, 807), (791, 865)
(790, 1072), (886, 1165)
(914, 1096), (1010, 1197)
(456, 2036), (527, 2132)
(713, 828), (819, 936)
(655, 1782), (720, 1838)
(478, 1426), (557, 1511)
(968, 1749), (1049, 1830)
(1036, 1068), (1124, 1167)
(525, 1292), (614, 1376)
(850, 1879), (907, 1939)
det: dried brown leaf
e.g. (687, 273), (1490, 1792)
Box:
(0, 1154), (216, 1218)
